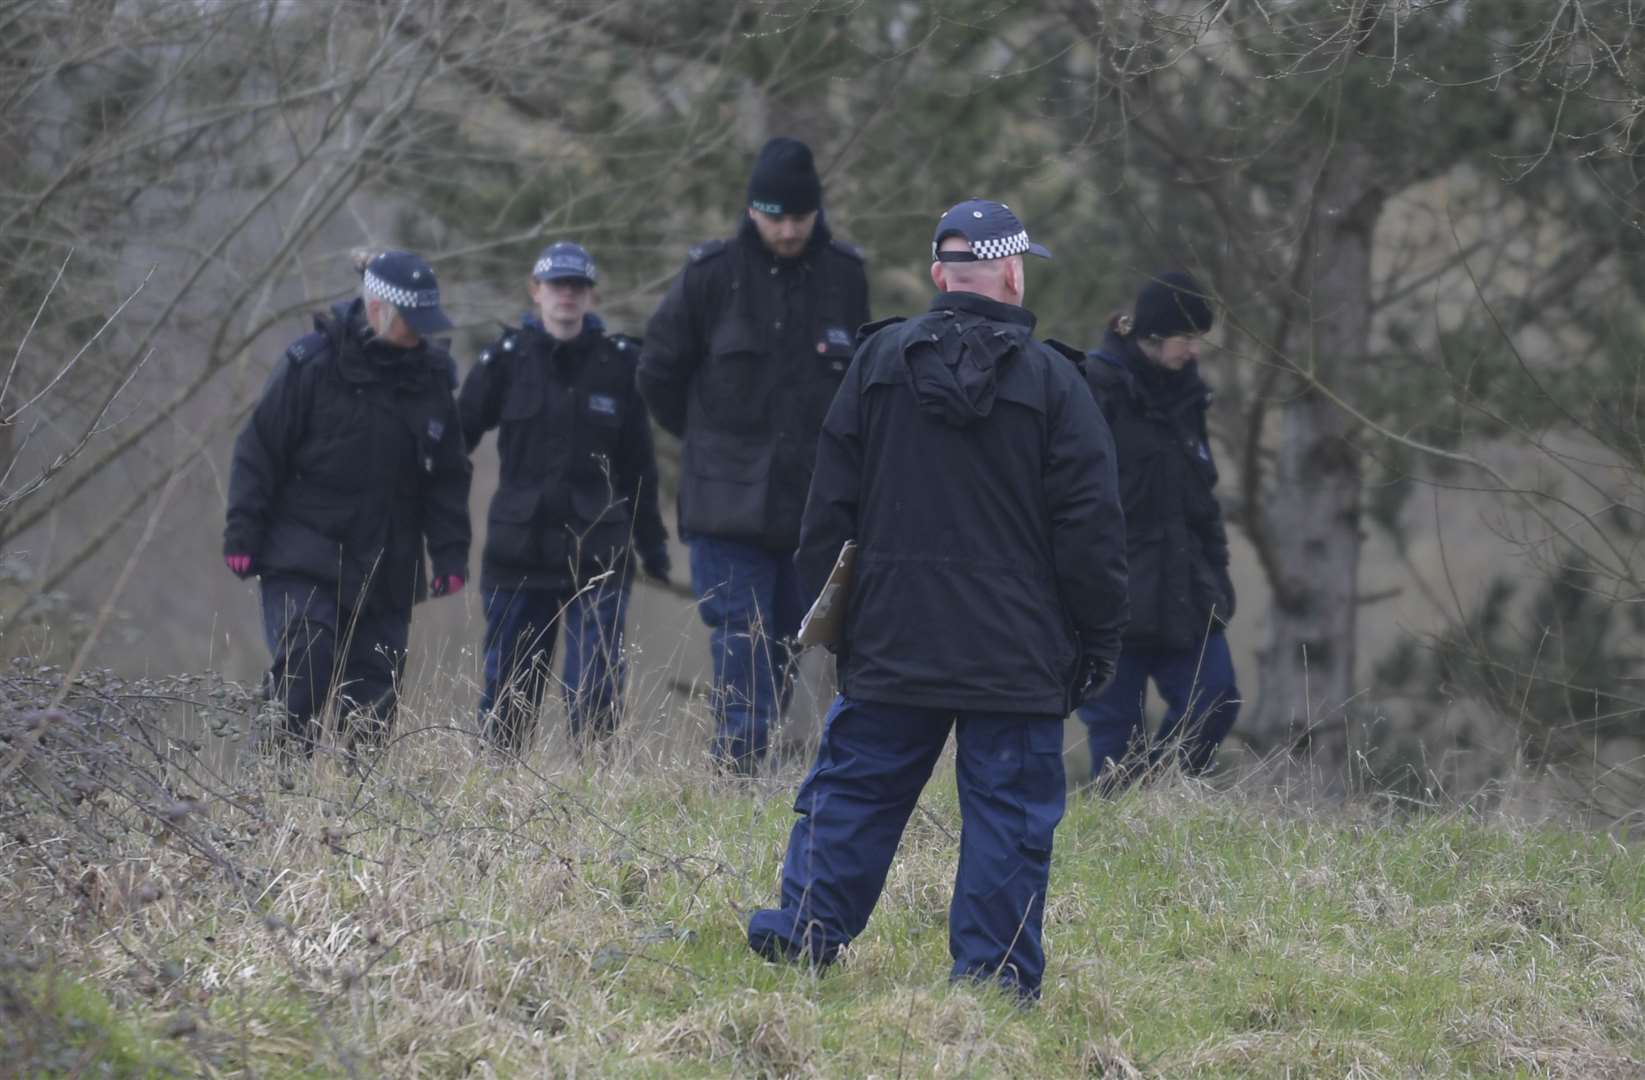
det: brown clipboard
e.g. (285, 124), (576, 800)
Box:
(795, 541), (857, 647)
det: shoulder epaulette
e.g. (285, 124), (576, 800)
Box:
(855, 315), (905, 345)
(830, 238), (866, 262)
(688, 238), (727, 264)
(283, 331), (328, 365)
(479, 325), (523, 366)
(1041, 338), (1087, 369)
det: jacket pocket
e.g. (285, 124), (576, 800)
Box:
(570, 485), (631, 529)
(569, 486), (631, 568)
(1122, 531), (1167, 644)
(815, 333), (854, 378)
(282, 487), (357, 541)
(501, 371), (544, 421)
(484, 486), (539, 567)
(1017, 721), (1066, 857)
(679, 429), (772, 540)
(260, 516), (347, 587)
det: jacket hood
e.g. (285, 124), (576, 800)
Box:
(906, 292), (1035, 427)
(320, 298), (366, 341)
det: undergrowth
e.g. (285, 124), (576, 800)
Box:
(1, 660), (1642, 1077)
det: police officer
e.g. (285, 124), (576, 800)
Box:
(224, 250), (472, 757)
(459, 242), (669, 755)
(1077, 271), (1241, 791)
(637, 136), (870, 774)
(746, 201), (1128, 1000)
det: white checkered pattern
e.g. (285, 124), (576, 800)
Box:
(931, 227), (1035, 261)
(968, 229), (1032, 260)
(363, 269), (440, 309)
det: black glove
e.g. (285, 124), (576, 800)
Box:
(1214, 565), (1236, 624)
(640, 546), (672, 584)
(1077, 654), (1116, 704)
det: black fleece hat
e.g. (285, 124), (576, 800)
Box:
(747, 137), (822, 216)
(1132, 271), (1214, 340)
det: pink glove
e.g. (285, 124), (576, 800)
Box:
(431, 574), (464, 597)
(225, 554), (253, 578)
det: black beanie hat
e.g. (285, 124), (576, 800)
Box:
(747, 137), (822, 216)
(1132, 271), (1215, 340)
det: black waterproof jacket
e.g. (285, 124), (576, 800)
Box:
(458, 314), (667, 593)
(637, 214), (869, 551)
(799, 292), (1129, 717)
(223, 300), (472, 612)
(1084, 328), (1233, 650)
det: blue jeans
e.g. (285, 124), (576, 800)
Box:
(688, 536), (804, 772)
(748, 695), (1067, 999)
(1076, 631), (1241, 791)
(259, 575), (408, 755)
(480, 576), (633, 753)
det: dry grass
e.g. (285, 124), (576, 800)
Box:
(2, 663), (1643, 1077)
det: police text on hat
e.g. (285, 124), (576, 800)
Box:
(932, 199), (1052, 262)
(533, 241), (598, 285)
(747, 137), (822, 216)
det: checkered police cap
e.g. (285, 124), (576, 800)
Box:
(932, 199), (1052, 262)
(532, 241), (598, 284)
(363, 250), (441, 308)
(361, 250), (452, 335)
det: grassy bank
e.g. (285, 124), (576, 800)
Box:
(3, 718), (1643, 1078)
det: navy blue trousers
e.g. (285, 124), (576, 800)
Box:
(259, 575), (408, 754)
(687, 536), (804, 772)
(479, 576), (631, 753)
(748, 695), (1067, 998)
(1076, 630), (1241, 791)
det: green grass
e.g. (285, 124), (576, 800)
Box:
(0, 970), (188, 1078)
(4, 730), (1643, 1077)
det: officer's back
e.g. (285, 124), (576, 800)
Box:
(799, 205), (1127, 719)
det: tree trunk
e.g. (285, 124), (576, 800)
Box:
(1247, 144), (1383, 790)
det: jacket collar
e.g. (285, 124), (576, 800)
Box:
(321, 298), (434, 389)
(1092, 327), (1209, 413)
(521, 312), (602, 355)
(928, 291), (1037, 333)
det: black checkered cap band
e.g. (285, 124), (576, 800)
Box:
(362, 269), (440, 309)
